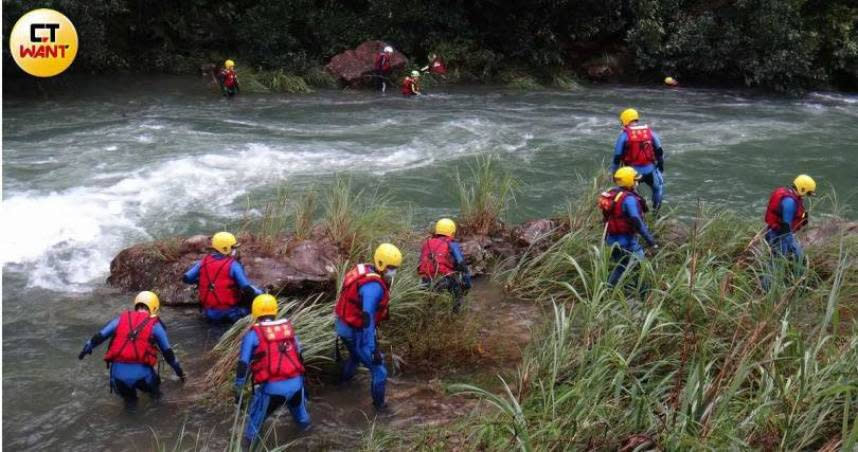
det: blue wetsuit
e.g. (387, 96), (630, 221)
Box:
(335, 279), (387, 408)
(606, 191), (656, 287)
(763, 196), (804, 290)
(612, 126), (665, 210)
(236, 326), (310, 442)
(80, 314), (183, 401)
(183, 253), (262, 323)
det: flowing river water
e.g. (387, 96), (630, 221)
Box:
(2, 76), (857, 450)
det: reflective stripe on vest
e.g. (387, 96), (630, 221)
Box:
(250, 319), (304, 384)
(622, 125), (655, 166)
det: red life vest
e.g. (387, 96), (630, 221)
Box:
(430, 57), (447, 75)
(621, 124), (656, 166)
(599, 188), (648, 236)
(223, 69), (237, 88)
(765, 187), (807, 232)
(250, 319), (305, 384)
(334, 264), (390, 328)
(198, 254), (239, 310)
(401, 77), (418, 96)
(418, 236), (456, 278)
(103, 310), (159, 367)
(375, 53), (391, 73)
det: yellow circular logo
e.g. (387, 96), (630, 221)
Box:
(9, 9), (78, 77)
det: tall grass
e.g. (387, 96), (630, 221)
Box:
(455, 155), (520, 235)
(454, 190), (858, 450)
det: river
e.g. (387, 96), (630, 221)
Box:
(2, 76), (857, 450)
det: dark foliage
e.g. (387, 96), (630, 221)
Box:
(3, 0), (856, 92)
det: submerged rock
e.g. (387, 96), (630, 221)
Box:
(325, 40), (408, 87)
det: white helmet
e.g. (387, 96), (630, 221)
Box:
(383, 46), (393, 53)
(411, 70), (420, 77)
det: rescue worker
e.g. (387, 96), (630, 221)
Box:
(235, 294), (310, 446)
(334, 243), (402, 411)
(77, 291), (185, 404)
(664, 77), (679, 87)
(183, 232), (262, 324)
(762, 175), (816, 290)
(418, 218), (472, 312)
(611, 108), (666, 212)
(599, 167), (658, 288)
(421, 53), (447, 75)
(374, 46), (394, 92)
(401, 70), (421, 96)
(218, 59), (240, 97)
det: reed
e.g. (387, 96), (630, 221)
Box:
(455, 155), (520, 235)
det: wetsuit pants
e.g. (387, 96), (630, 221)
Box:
(762, 229), (804, 290)
(639, 169), (664, 211)
(244, 378), (310, 443)
(606, 235), (645, 288)
(204, 307), (250, 324)
(109, 363), (160, 402)
(336, 321), (387, 407)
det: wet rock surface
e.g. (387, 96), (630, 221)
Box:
(325, 40), (409, 87)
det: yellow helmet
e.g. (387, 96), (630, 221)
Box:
(211, 232), (237, 254)
(793, 174), (816, 196)
(134, 291), (160, 317)
(374, 243), (402, 271)
(614, 167), (640, 189)
(620, 108), (639, 126)
(435, 218), (456, 237)
(664, 77), (677, 86)
(252, 294), (278, 319)
(225, 59), (235, 69)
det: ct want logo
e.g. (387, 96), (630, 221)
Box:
(10, 9), (78, 77)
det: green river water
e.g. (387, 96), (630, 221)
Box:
(2, 76), (857, 450)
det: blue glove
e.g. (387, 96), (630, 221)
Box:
(78, 342), (94, 360)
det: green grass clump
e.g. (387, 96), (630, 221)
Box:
(455, 155), (519, 235)
(501, 72), (543, 90)
(302, 66), (337, 89)
(452, 190), (858, 451)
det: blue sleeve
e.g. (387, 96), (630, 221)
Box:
(624, 197), (656, 246)
(230, 261), (262, 294)
(98, 318), (120, 341)
(611, 132), (626, 172)
(651, 131), (663, 149)
(449, 242), (466, 266)
(151, 322), (172, 353)
(359, 282), (384, 320)
(780, 197), (797, 231)
(183, 261), (201, 284)
(235, 330), (259, 388)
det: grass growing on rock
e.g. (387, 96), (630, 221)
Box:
(455, 155), (520, 235)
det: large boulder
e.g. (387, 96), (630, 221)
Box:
(107, 235), (342, 306)
(325, 40), (409, 87)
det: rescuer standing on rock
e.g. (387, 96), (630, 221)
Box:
(374, 46), (394, 92)
(612, 108), (666, 213)
(762, 175), (816, 290)
(183, 232), (262, 324)
(418, 218), (472, 312)
(235, 294), (311, 447)
(599, 167), (658, 289)
(334, 243), (402, 411)
(77, 291), (185, 405)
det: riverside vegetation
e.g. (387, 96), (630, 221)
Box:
(3, 0), (857, 93)
(151, 157), (857, 450)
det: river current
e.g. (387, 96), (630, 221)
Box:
(2, 77), (856, 449)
